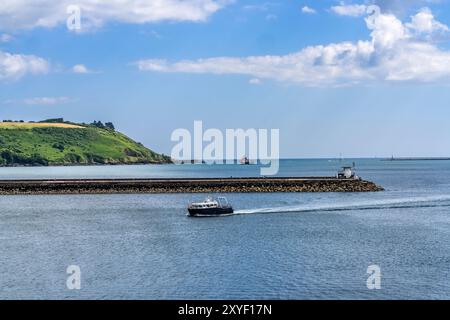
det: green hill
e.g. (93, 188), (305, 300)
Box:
(0, 121), (171, 166)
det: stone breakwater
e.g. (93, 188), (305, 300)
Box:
(0, 178), (384, 195)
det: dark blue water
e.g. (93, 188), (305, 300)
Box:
(1, 159), (450, 299)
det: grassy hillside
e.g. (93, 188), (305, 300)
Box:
(0, 122), (171, 166)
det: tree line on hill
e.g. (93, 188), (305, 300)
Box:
(90, 120), (115, 130)
(2, 118), (115, 131)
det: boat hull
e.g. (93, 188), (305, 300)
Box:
(188, 207), (234, 217)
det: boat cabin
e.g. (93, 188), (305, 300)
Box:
(338, 166), (356, 179)
(189, 200), (219, 209)
(189, 197), (230, 209)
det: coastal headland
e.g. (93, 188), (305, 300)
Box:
(0, 119), (171, 166)
(0, 177), (384, 195)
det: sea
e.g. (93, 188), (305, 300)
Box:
(1, 159), (450, 299)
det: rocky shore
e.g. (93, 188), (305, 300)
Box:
(0, 177), (384, 195)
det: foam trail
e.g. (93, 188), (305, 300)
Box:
(234, 194), (450, 215)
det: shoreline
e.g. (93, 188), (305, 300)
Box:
(0, 161), (172, 168)
(0, 177), (384, 195)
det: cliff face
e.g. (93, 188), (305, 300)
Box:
(0, 122), (171, 166)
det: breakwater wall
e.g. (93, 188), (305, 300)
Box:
(0, 177), (384, 195)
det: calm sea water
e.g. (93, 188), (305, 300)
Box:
(1, 159), (450, 299)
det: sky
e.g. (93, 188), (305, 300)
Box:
(1, 0), (450, 158)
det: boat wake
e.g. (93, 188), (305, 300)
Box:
(233, 194), (450, 215)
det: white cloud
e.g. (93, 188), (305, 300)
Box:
(23, 97), (71, 106)
(136, 7), (450, 86)
(0, 34), (13, 42)
(0, 51), (49, 81)
(367, 9), (408, 48)
(249, 78), (262, 84)
(406, 7), (449, 34)
(72, 64), (93, 74)
(370, 0), (441, 15)
(0, 0), (230, 31)
(331, 3), (367, 17)
(301, 6), (317, 14)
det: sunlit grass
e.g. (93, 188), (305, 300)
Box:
(0, 122), (84, 129)
(0, 124), (170, 165)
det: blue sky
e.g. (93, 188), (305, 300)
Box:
(1, 0), (450, 158)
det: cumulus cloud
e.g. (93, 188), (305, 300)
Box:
(72, 64), (94, 74)
(406, 7), (449, 34)
(136, 7), (450, 86)
(301, 6), (317, 14)
(0, 0), (230, 31)
(0, 51), (49, 81)
(249, 78), (262, 85)
(331, 3), (367, 17)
